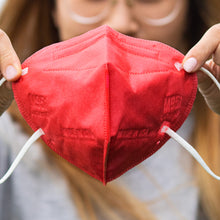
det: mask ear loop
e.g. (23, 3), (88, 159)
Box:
(163, 65), (220, 180)
(200, 67), (220, 90)
(0, 77), (6, 86)
(0, 128), (44, 184)
(161, 126), (220, 180)
(0, 67), (45, 184)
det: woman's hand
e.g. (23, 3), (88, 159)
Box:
(0, 29), (21, 115)
(183, 24), (220, 114)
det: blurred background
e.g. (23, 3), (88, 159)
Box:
(0, 0), (5, 11)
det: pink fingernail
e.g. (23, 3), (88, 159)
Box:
(183, 57), (197, 73)
(5, 65), (18, 80)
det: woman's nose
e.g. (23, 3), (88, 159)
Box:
(102, 1), (139, 36)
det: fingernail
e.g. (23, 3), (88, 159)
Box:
(183, 57), (197, 73)
(5, 65), (18, 80)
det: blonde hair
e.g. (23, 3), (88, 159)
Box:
(1, 0), (220, 219)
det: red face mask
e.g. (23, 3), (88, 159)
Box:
(10, 25), (198, 184)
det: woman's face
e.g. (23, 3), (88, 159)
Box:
(54, 0), (189, 52)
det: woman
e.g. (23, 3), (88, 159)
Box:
(0, 0), (220, 219)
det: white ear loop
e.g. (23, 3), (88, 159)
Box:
(200, 67), (220, 90)
(0, 77), (6, 86)
(0, 128), (45, 184)
(161, 126), (220, 180)
(0, 67), (45, 184)
(164, 64), (220, 180)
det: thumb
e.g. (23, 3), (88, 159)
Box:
(182, 25), (220, 73)
(0, 30), (21, 81)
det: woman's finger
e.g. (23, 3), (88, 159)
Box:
(0, 29), (21, 81)
(182, 24), (220, 72)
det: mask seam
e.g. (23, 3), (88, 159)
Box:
(43, 68), (173, 75)
(43, 67), (98, 73)
(103, 64), (110, 184)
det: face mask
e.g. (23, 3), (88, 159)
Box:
(0, 25), (220, 185)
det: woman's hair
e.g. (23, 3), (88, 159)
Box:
(1, 0), (220, 219)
